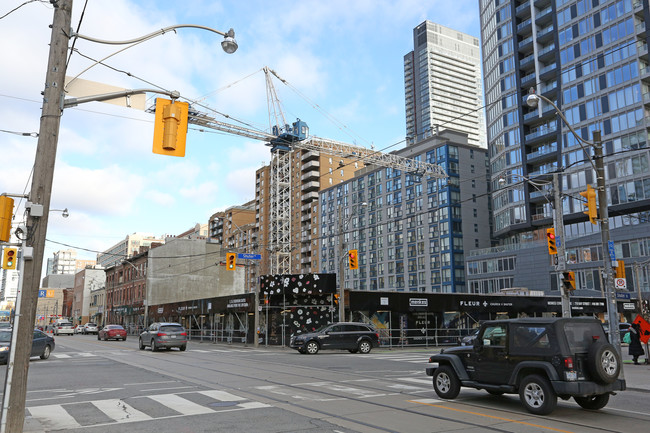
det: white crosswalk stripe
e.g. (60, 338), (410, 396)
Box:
(26, 389), (270, 429)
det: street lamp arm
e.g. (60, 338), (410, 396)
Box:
(63, 88), (180, 108)
(72, 24), (234, 46)
(527, 90), (597, 172)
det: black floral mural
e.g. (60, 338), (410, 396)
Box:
(260, 273), (337, 340)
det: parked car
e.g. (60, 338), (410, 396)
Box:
(139, 322), (187, 351)
(289, 322), (380, 355)
(458, 329), (480, 346)
(53, 321), (74, 336)
(0, 322), (11, 329)
(74, 325), (84, 334)
(603, 322), (631, 343)
(83, 322), (98, 335)
(0, 329), (55, 364)
(98, 324), (127, 341)
(426, 317), (625, 415)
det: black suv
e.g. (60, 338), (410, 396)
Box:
(290, 322), (379, 355)
(426, 318), (625, 415)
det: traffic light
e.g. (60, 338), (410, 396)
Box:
(546, 228), (557, 255)
(2, 247), (17, 270)
(348, 249), (358, 270)
(561, 271), (576, 291)
(579, 185), (598, 225)
(226, 253), (236, 270)
(0, 196), (14, 243)
(615, 260), (626, 279)
(333, 294), (340, 305)
(152, 98), (189, 157)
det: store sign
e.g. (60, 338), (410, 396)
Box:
(409, 298), (428, 307)
(380, 297), (389, 306)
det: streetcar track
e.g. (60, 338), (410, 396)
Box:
(49, 342), (644, 432)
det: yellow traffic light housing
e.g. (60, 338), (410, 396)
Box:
(579, 185), (598, 225)
(348, 249), (358, 269)
(0, 196), (14, 243)
(561, 271), (576, 291)
(2, 247), (17, 270)
(615, 260), (626, 279)
(226, 252), (236, 270)
(152, 98), (189, 157)
(546, 228), (557, 255)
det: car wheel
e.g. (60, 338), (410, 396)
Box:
(574, 394), (610, 410)
(138, 338), (145, 350)
(40, 345), (51, 360)
(179, 345), (186, 351)
(587, 341), (620, 384)
(151, 339), (158, 352)
(358, 340), (372, 354)
(305, 341), (319, 354)
(519, 374), (557, 415)
(433, 365), (461, 399)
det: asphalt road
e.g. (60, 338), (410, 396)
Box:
(1, 334), (648, 432)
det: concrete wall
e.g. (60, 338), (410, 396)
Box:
(146, 238), (246, 306)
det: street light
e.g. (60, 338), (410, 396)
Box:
(526, 87), (620, 357)
(497, 172), (570, 317)
(337, 202), (367, 322)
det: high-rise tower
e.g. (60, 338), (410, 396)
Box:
(404, 21), (486, 148)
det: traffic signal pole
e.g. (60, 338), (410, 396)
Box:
(593, 132), (623, 362)
(1, 2), (73, 431)
(552, 172), (571, 318)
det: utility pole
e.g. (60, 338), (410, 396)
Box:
(337, 206), (346, 322)
(593, 131), (623, 360)
(552, 172), (571, 317)
(1, 1), (73, 431)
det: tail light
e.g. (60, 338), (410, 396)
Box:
(157, 332), (167, 337)
(563, 356), (574, 369)
(180, 332), (187, 336)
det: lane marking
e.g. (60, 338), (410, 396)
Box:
(93, 399), (152, 422)
(147, 394), (214, 415)
(27, 404), (80, 430)
(408, 400), (575, 433)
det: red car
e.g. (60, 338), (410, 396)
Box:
(98, 325), (127, 341)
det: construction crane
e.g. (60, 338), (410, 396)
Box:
(186, 68), (447, 275)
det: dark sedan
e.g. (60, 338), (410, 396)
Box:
(0, 329), (55, 364)
(98, 325), (127, 341)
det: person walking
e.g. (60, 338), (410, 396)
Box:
(628, 323), (645, 365)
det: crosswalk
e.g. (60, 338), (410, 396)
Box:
(27, 389), (270, 430)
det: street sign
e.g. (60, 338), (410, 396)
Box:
(238, 253), (261, 260)
(615, 291), (631, 300)
(615, 278), (627, 290)
(38, 290), (46, 298)
(608, 240), (616, 261)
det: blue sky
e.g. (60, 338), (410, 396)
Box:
(0, 0), (481, 268)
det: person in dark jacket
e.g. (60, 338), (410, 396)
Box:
(629, 323), (645, 365)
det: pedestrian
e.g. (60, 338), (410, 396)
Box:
(628, 323), (645, 365)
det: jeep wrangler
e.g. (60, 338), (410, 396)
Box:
(426, 317), (626, 415)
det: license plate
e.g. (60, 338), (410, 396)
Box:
(171, 335), (176, 339)
(566, 371), (577, 381)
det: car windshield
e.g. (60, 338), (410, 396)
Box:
(0, 331), (12, 342)
(109, 325), (124, 330)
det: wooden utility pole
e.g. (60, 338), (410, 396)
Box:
(1, 1), (72, 431)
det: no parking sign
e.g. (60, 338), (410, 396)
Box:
(615, 278), (627, 290)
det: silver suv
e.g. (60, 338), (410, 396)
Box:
(139, 322), (187, 351)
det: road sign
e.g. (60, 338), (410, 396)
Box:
(38, 290), (46, 298)
(615, 291), (631, 300)
(238, 253), (261, 260)
(608, 241), (616, 261)
(615, 278), (627, 290)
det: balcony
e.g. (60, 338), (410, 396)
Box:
(517, 18), (532, 34)
(301, 160), (320, 171)
(535, 6), (553, 26)
(301, 150), (319, 161)
(525, 122), (557, 143)
(636, 21), (647, 38)
(526, 144), (557, 161)
(301, 191), (319, 202)
(515, 1), (530, 17)
(301, 181), (319, 191)
(538, 44), (555, 62)
(539, 63), (557, 80)
(537, 25), (555, 43)
(301, 170), (319, 181)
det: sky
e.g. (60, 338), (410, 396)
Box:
(0, 0), (481, 271)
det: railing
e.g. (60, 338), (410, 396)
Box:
(375, 327), (478, 348)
